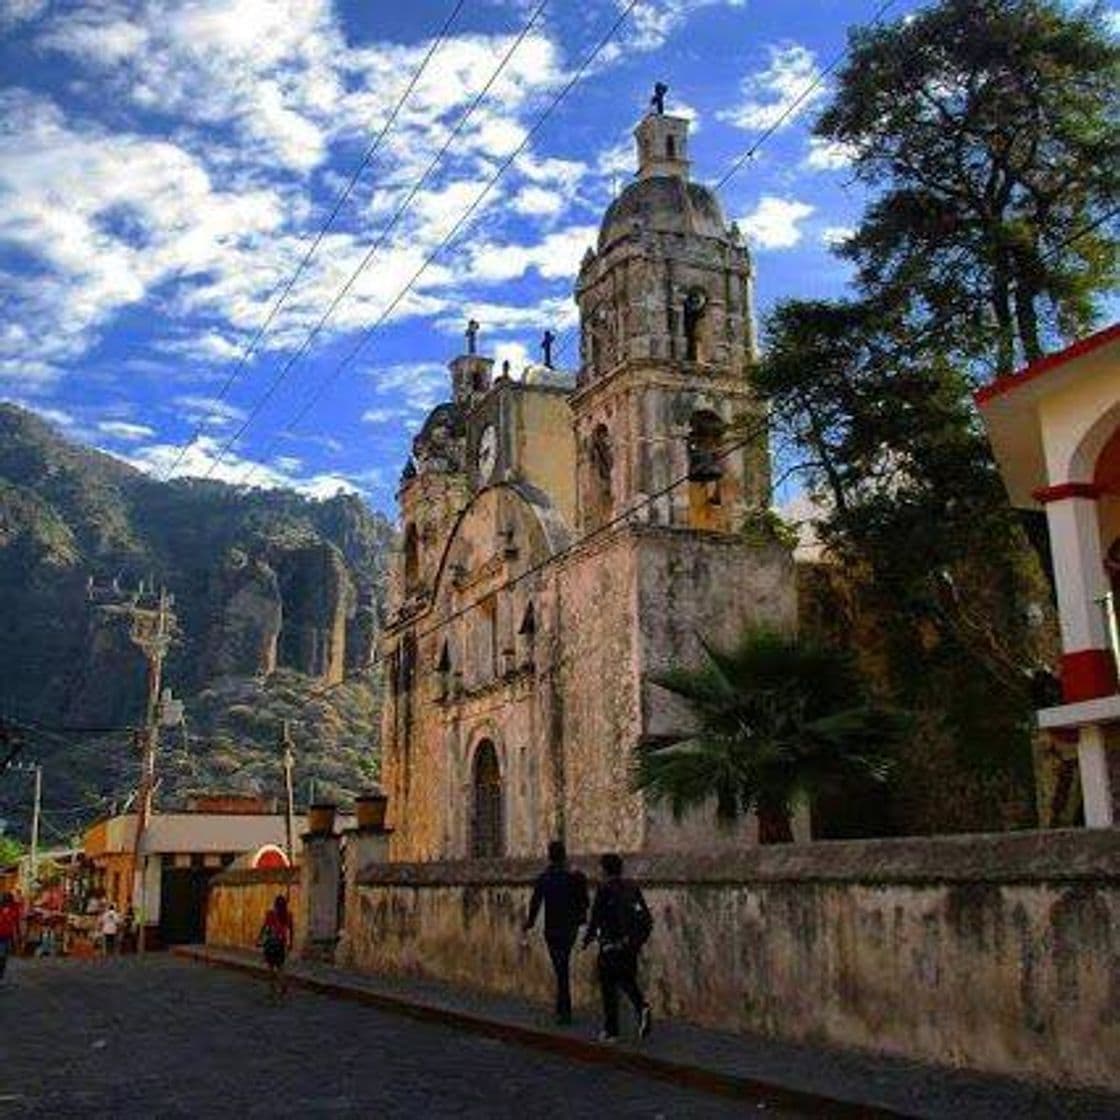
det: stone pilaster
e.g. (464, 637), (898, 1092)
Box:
(300, 814), (341, 961)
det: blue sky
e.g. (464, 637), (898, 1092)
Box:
(2, 0), (1094, 515)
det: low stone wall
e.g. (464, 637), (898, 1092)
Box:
(349, 830), (1120, 1092)
(206, 867), (304, 952)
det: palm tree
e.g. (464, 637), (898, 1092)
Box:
(634, 629), (906, 843)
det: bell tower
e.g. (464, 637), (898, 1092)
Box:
(572, 89), (768, 535)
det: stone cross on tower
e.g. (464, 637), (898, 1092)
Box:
(465, 318), (480, 355)
(650, 82), (668, 115)
(541, 329), (555, 369)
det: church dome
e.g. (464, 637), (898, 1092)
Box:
(598, 175), (728, 252)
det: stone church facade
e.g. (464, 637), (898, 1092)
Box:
(380, 106), (796, 862)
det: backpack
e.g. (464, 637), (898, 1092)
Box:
(619, 882), (653, 949)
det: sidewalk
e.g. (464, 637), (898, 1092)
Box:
(173, 945), (1119, 1120)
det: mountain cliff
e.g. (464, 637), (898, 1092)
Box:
(0, 403), (394, 834)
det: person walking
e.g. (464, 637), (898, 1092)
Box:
(0, 892), (23, 983)
(582, 853), (653, 1043)
(97, 904), (120, 957)
(259, 895), (294, 1003)
(522, 840), (589, 1025)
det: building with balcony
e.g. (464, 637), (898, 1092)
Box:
(977, 322), (1120, 826)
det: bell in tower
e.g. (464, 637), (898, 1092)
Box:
(571, 85), (769, 535)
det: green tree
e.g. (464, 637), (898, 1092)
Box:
(818, 0), (1118, 374)
(757, 297), (1055, 833)
(0, 834), (24, 868)
(633, 630), (904, 843)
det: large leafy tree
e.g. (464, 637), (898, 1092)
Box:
(633, 630), (904, 843)
(818, 0), (1118, 374)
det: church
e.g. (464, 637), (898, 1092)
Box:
(379, 98), (797, 861)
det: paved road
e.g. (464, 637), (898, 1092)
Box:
(0, 956), (790, 1118)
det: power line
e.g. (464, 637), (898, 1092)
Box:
(205, 0), (552, 482)
(159, 0), (470, 482)
(239, 0), (644, 484)
(714, 0), (900, 190)
(546, 0), (903, 370)
(336, 206), (1120, 680)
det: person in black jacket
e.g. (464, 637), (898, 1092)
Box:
(523, 840), (589, 1024)
(583, 852), (653, 1042)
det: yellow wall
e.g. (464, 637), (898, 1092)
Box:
(513, 389), (577, 526)
(206, 869), (303, 953)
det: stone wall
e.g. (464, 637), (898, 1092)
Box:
(206, 867), (303, 953)
(348, 830), (1120, 1092)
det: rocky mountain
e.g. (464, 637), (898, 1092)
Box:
(0, 403), (395, 835)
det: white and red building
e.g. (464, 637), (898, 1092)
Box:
(977, 322), (1120, 827)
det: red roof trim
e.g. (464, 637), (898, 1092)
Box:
(974, 322), (1120, 406)
(1032, 481), (1103, 504)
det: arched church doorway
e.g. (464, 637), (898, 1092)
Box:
(471, 740), (504, 858)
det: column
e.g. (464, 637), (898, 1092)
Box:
(335, 792), (392, 969)
(1038, 484), (1116, 828)
(1078, 724), (1115, 828)
(1039, 486), (1116, 701)
(300, 804), (340, 961)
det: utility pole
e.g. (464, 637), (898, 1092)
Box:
(30, 763), (41, 888)
(98, 584), (175, 955)
(280, 721), (296, 869)
(5, 761), (42, 896)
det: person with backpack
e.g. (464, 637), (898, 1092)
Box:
(258, 895), (294, 1003)
(522, 840), (589, 1025)
(582, 852), (653, 1043)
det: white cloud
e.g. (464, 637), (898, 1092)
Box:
(804, 137), (856, 171)
(172, 395), (247, 428)
(0, 89), (287, 371)
(493, 340), (532, 378)
(0, 0), (46, 28)
(38, 0), (345, 173)
(3, 8), (582, 391)
(821, 225), (855, 249)
(123, 432), (381, 498)
(621, 0), (746, 52)
(511, 186), (567, 217)
(98, 420), (155, 441)
(366, 362), (448, 417)
(718, 44), (827, 133)
(467, 225), (598, 284)
(361, 407), (405, 426)
(435, 295), (578, 337)
(739, 196), (815, 250)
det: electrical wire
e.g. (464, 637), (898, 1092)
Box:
(204, 0), (552, 481)
(159, 0), (470, 481)
(714, 0), (900, 190)
(544, 0), (904, 371)
(240, 0), (644, 482)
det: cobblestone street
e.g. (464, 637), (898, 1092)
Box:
(0, 956), (788, 1119)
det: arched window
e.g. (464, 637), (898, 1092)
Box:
(666, 135), (676, 160)
(403, 523), (419, 590)
(471, 740), (503, 858)
(688, 410), (725, 484)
